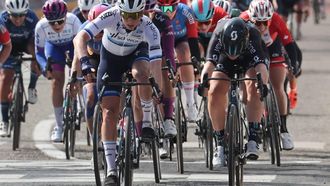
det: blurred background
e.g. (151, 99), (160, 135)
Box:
(0, 0), (77, 18)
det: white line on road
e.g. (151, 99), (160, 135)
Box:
(33, 118), (67, 160)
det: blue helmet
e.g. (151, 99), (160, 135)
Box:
(191, 0), (215, 22)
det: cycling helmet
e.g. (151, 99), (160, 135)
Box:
(88, 3), (110, 21)
(248, 0), (274, 21)
(5, 0), (29, 14)
(213, 0), (231, 14)
(191, 0), (215, 22)
(145, 0), (157, 11)
(78, 0), (99, 10)
(118, 0), (146, 12)
(157, 0), (179, 6)
(42, 0), (68, 21)
(221, 17), (249, 57)
(100, 0), (117, 5)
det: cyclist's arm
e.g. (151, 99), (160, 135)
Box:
(0, 23), (12, 64)
(34, 21), (48, 72)
(144, 20), (162, 62)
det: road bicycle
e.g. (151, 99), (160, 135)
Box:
(92, 72), (161, 186)
(8, 53), (34, 151)
(62, 75), (85, 160)
(201, 70), (264, 186)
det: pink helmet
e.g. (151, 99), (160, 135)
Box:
(248, 0), (274, 21)
(42, 0), (68, 21)
(88, 3), (110, 21)
(157, 0), (179, 6)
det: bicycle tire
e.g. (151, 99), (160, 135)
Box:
(123, 107), (134, 186)
(226, 104), (239, 186)
(92, 104), (102, 186)
(151, 140), (161, 183)
(70, 109), (76, 157)
(265, 96), (276, 165)
(204, 99), (213, 170)
(12, 77), (22, 151)
(175, 90), (184, 174)
(269, 86), (281, 167)
(63, 92), (71, 160)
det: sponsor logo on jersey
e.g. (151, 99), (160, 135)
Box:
(182, 8), (195, 24)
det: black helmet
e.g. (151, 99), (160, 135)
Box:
(221, 17), (249, 58)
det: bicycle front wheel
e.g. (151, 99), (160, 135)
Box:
(175, 91), (184, 174)
(11, 77), (23, 151)
(92, 104), (103, 186)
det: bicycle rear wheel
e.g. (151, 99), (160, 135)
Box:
(175, 90), (184, 174)
(12, 77), (23, 151)
(92, 104), (103, 186)
(151, 139), (161, 183)
(203, 98), (213, 170)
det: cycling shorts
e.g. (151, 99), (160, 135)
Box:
(45, 41), (74, 72)
(97, 42), (149, 97)
(268, 37), (286, 67)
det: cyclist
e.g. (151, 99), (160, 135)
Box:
(72, 3), (110, 145)
(138, 0), (177, 158)
(157, 0), (201, 122)
(35, 0), (81, 142)
(205, 17), (269, 167)
(276, 0), (310, 40)
(72, 0), (99, 23)
(0, 0), (40, 136)
(73, 0), (161, 183)
(0, 21), (12, 136)
(191, 0), (228, 57)
(241, 0), (297, 150)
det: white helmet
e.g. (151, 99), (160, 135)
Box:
(78, 0), (99, 10)
(213, 0), (231, 14)
(248, 0), (274, 21)
(118, 0), (145, 13)
(5, 0), (29, 14)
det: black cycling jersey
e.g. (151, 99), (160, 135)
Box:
(72, 7), (87, 23)
(206, 18), (269, 77)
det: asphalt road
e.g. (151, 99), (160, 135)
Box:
(0, 7), (330, 186)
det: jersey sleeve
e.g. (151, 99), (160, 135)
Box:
(206, 21), (224, 64)
(83, 9), (117, 39)
(145, 20), (162, 62)
(239, 11), (250, 21)
(34, 21), (48, 71)
(183, 6), (198, 38)
(0, 22), (11, 44)
(272, 12), (293, 46)
(29, 10), (39, 39)
(248, 26), (269, 67)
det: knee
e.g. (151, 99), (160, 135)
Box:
(133, 67), (149, 82)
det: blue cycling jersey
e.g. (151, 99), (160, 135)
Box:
(0, 9), (38, 45)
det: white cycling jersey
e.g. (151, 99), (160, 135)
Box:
(35, 13), (81, 47)
(83, 7), (162, 61)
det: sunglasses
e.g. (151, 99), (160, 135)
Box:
(48, 18), (65, 26)
(121, 11), (143, 20)
(9, 13), (26, 18)
(198, 20), (212, 26)
(160, 4), (177, 13)
(255, 21), (268, 26)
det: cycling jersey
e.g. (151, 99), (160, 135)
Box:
(152, 9), (175, 67)
(83, 7), (162, 61)
(0, 9), (38, 54)
(80, 20), (102, 55)
(240, 11), (294, 62)
(170, 3), (198, 40)
(35, 13), (81, 71)
(72, 7), (87, 23)
(0, 21), (10, 45)
(206, 18), (269, 76)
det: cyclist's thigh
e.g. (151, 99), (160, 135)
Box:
(44, 41), (74, 66)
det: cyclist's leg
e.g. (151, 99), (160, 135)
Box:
(0, 59), (15, 136)
(83, 83), (97, 137)
(175, 38), (197, 121)
(26, 39), (41, 104)
(44, 42), (68, 141)
(207, 57), (230, 168)
(245, 61), (269, 160)
(131, 42), (154, 138)
(295, 0), (305, 39)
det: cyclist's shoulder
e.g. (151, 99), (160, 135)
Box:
(72, 7), (81, 15)
(66, 12), (82, 24)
